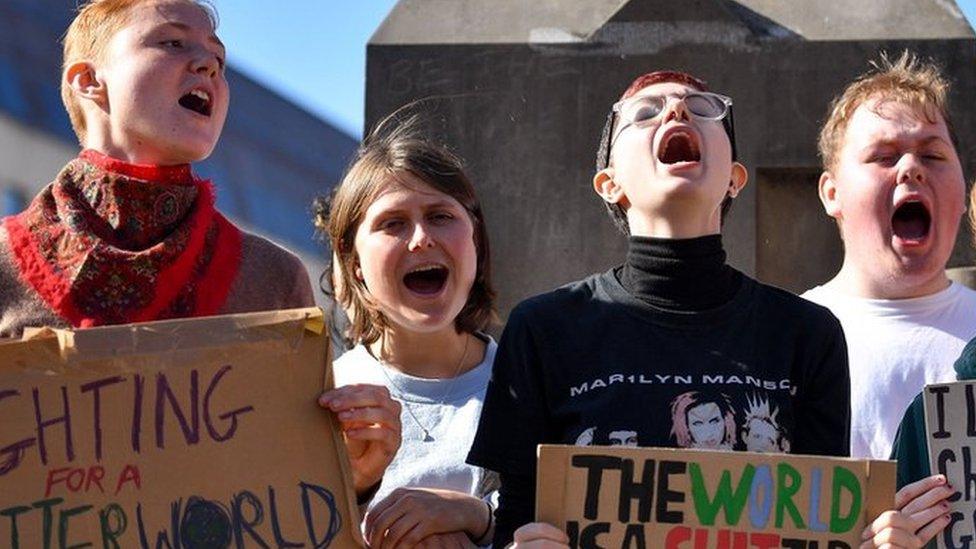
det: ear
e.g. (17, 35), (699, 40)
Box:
(818, 171), (842, 219)
(593, 167), (628, 206)
(64, 61), (107, 106)
(727, 162), (748, 198)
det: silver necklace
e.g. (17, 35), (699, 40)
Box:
(376, 334), (471, 442)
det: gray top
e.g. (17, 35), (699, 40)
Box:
(333, 336), (499, 510)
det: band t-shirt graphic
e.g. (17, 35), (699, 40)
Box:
(574, 386), (792, 453)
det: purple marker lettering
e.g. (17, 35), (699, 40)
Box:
(155, 370), (200, 449)
(0, 390), (35, 476)
(33, 387), (73, 465)
(80, 376), (125, 462)
(204, 366), (254, 442)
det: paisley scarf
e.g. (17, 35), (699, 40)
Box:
(3, 149), (242, 327)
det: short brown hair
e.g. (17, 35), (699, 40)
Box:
(313, 114), (496, 346)
(61, 0), (217, 143)
(818, 51), (955, 172)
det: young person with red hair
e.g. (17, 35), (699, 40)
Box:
(466, 71), (851, 547)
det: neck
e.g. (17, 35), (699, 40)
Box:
(620, 234), (741, 311)
(79, 149), (193, 184)
(627, 206), (721, 238)
(84, 131), (194, 167)
(370, 328), (480, 379)
(828, 261), (951, 300)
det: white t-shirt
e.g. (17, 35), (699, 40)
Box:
(803, 281), (976, 458)
(332, 336), (498, 509)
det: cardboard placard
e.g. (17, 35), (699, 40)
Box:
(924, 381), (976, 549)
(0, 308), (364, 548)
(536, 445), (895, 549)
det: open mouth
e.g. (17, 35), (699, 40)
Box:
(657, 129), (701, 164)
(403, 265), (448, 295)
(891, 200), (931, 241)
(178, 90), (212, 117)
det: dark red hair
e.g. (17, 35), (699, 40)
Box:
(619, 71), (709, 100)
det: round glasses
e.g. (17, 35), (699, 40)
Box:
(610, 91), (732, 143)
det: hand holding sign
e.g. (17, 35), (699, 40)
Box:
(512, 522), (571, 548)
(365, 487), (491, 548)
(0, 308), (365, 547)
(860, 474), (952, 548)
(319, 383), (402, 496)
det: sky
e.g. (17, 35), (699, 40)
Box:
(217, 1), (398, 138)
(218, 1), (976, 140)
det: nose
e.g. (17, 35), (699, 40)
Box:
(663, 97), (691, 123)
(407, 222), (434, 251)
(897, 154), (925, 185)
(190, 47), (221, 78)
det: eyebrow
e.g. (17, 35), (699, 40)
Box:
(372, 199), (461, 218)
(865, 134), (951, 150)
(155, 21), (226, 53)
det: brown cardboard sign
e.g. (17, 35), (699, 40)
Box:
(924, 381), (976, 549)
(0, 308), (363, 548)
(536, 445), (895, 549)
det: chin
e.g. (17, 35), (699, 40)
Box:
(885, 256), (947, 290)
(395, 311), (457, 334)
(163, 141), (217, 165)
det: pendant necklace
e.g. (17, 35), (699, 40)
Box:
(378, 334), (471, 443)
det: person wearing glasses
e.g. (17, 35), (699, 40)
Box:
(466, 71), (851, 547)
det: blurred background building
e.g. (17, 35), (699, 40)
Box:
(367, 0), (976, 319)
(0, 0), (358, 305)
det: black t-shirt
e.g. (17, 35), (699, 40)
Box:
(467, 269), (850, 546)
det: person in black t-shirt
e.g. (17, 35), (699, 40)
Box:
(466, 71), (855, 548)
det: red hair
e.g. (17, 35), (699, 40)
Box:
(620, 71), (708, 100)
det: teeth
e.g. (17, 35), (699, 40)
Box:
(408, 264), (444, 274)
(189, 89), (210, 102)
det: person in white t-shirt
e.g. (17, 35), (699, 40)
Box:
(802, 51), (976, 459)
(803, 51), (967, 547)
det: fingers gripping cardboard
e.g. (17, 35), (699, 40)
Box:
(0, 308), (363, 548)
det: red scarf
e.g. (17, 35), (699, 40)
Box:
(3, 150), (242, 327)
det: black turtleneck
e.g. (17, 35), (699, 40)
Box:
(618, 234), (742, 312)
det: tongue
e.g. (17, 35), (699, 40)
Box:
(893, 217), (928, 240)
(403, 270), (446, 294)
(892, 204), (930, 241)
